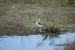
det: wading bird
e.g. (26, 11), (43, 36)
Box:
(36, 19), (46, 32)
(36, 19), (43, 27)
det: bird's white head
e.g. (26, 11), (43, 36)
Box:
(38, 18), (41, 21)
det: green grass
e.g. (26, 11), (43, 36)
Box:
(0, 1), (75, 35)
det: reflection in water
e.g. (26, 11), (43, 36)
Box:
(36, 41), (44, 47)
(0, 32), (75, 50)
(20, 37), (26, 50)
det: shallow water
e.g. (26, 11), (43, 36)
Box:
(0, 32), (75, 50)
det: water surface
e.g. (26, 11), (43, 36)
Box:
(0, 32), (75, 50)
